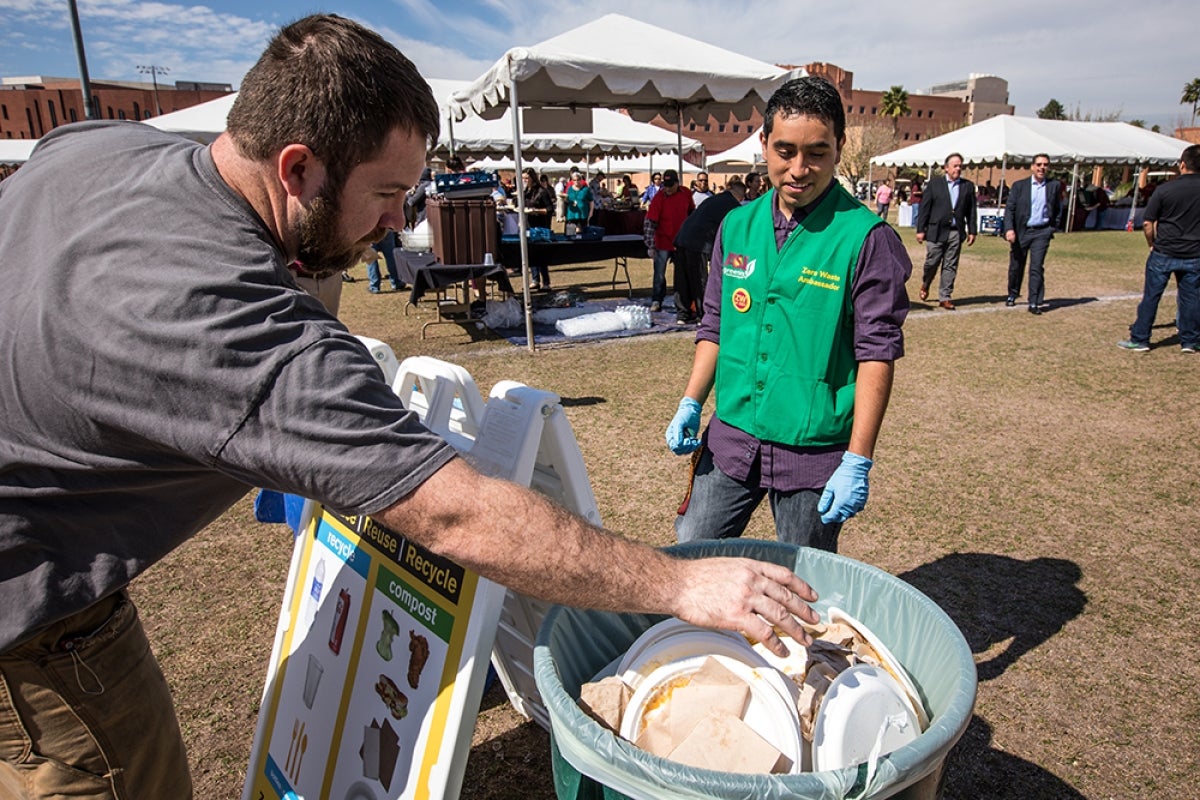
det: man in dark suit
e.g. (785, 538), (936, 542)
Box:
(915, 152), (977, 310)
(1003, 153), (1064, 314)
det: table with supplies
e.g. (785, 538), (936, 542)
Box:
(394, 250), (514, 338)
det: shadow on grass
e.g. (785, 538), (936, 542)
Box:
(897, 552), (1086, 682)
(465, 684), (555, 800)
(559, 396), (607, 408)
(942, 716), (1087, 799)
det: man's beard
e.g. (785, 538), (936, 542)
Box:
(294, 187), (375, 273)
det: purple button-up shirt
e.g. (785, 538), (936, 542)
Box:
(697, 188), (912, 490)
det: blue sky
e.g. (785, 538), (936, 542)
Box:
(1, 0), (1196, 130)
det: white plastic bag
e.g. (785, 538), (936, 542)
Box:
(555, 312), (627, 337)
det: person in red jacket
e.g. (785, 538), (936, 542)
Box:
(644, 168), (695, 312)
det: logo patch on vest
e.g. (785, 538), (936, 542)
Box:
(722, 252), (757, 279)
(731, 288), (751, 312)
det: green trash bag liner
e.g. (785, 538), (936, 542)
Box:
(534, 540), (976, 800)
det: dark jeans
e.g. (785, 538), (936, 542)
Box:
(368, 230), (402, 291)
(674, 447), (842, 552)
(1129, 250), (1200, 348)
(672, 247), (709, 320)
(1007, 226), (1054, 307)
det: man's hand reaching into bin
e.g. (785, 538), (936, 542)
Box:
(669, 557), (820, 657)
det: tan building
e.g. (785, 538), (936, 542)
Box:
(926, 74), (1014, 124)
(0, 76), (232, 141)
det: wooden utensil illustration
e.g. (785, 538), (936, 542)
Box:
(295, 733), (309, 778)
(285, 719), (299, 773)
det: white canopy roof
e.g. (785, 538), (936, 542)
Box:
(447, 14), (803, 125)
(871, 115), (1193, 168)
(589, 153), (704, 174)
(428, 78), (700, 159)
(144, 93), (237, 142)
(707, 127), (765, 169)
(0, 138), (38, 166)
(143, 81), (699, 160)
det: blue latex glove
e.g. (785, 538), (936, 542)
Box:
(665, 397), (703, 455)
(818, 451), (873, 524)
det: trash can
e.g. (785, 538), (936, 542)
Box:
(534, 540), (976, 800)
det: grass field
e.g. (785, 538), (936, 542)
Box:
(131, 225), (1199, 799)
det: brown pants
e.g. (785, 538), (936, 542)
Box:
(0, 592), (192, 799)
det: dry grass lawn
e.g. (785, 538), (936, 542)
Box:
(130, 225), (1199, 799)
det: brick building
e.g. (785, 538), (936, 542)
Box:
(642, 62), (1012, 159)
(0, 76), (232, 141)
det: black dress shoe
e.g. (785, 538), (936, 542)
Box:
(1005, 297), (1016, 307)
(1028, 306), (1041, 315)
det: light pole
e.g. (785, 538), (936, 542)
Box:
(67, 0), (95, 119)
(136, 64), (169, 117)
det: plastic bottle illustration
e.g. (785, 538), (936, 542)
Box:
(306, 558), (325, 629)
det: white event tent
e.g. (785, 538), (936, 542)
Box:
(870, 115), (1194, 228)
(145, 93), (237, 142)
(428, 78), (700, 162)
(706, 127), (765, 170)
(0, 138), (38, 166)
(448, 13), (803, 349)
(146, 81), (700, 164)
(590, 153), (704, 175)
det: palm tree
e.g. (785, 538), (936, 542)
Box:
(879, 86), (910, 136)
(1182, 78), (1200, 127)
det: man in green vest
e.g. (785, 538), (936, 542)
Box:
(665, 77), (912, 552)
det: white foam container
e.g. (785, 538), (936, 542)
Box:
(616, 619), (765, 690)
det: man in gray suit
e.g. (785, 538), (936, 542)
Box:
(1003, 153), (1064, 314)
(915, 152), (977, 310)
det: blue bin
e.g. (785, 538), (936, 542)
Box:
(535, 540), (976, 800)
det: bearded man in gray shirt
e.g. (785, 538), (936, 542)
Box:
(0, 15), (821, 798)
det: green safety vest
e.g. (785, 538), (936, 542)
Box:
(715, 184), (881, 446)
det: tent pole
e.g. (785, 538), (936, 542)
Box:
(999, 156), (1007, 209)
(676, 103), (684, 176)
(1066, 162), (1079, 235)
(448, 114), (457, 157)
(509, 80), (535, 352)
(1126, 164), (1144, 232)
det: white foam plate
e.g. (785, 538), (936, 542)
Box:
(620, 654), (804, 774)
(617, 619), (766, 690)
(811, 663), (921, 772)
(827, 607), (929, 729)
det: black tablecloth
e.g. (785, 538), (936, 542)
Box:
(590, 208), (646, 236)
(394, 250), (514, 303)
(497, 235), (646, 270)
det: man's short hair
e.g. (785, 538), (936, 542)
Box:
(1032, 153), (1050, 165)
(226, 14), (440, 193)
(763, 76), (846, 141)
(944, 152), (964, 167)
(1181, 144), (1200, 172)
